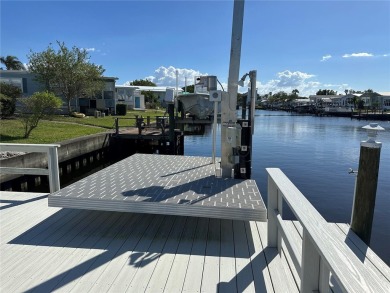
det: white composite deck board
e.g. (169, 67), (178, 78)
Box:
(281, 240), (301, 286)
(163, 216), (199, 292)
(2, 207), (87, 257)
(127, 215), (177, 292)
(182, 217), (210, 292)
(2, 191), (387, 293)
(331, 223), (390, 286)
(62, 212), (143, 292)
(72, 213), (155, 293)
(0, 193), (53, 243)
(106, 214), (166, 292)
(280, 247), (300, 290)
(256, 220), (299, 293)
(233, 220), (256, 293)
(44, 211), (123, 292)
(145, 216), (188, 293)
(247, 221), (274, 292)
(15, 211), (122, 292)
(219, 219), (237, 292)
(75, 213), (144, 292)
(2, 210), (103, 292)
(281, 220), (303, 283)
(201, 218), (221, 293)
(335, 223), (390, 282)
(291, 220), (303, 238)
(1, 208), (89, 285)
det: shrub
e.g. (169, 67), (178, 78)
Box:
(0, 93), (12, 117)
(19, 91), (62, 138)
(0, 82), (22, 118)
(116, 103), (127, 116)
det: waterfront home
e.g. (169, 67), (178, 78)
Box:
(362, 92), (390, 111)
(0, 70), (118, 115)
(309, 95), (341, 107)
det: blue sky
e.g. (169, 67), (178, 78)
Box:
(1, 0), (389, 96)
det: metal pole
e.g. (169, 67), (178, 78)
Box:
(351, 123), (384, 245)
(250, 70), (256, 135)
(212, 101), (218, 164)
(221, 0), (245, 177)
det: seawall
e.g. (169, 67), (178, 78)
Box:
(0, 132), (112, 184)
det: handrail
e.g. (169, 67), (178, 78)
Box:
(266, 168), (388, 293)
(0, 143), (61, 193)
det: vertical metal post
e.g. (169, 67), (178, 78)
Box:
(212, 100), (218, 164)
(351, 123), (384, 245)
(221, 0), (245, 177)
(168, 103), (175, 153)
(241, 95), (247, 119)
(249, 70), (256, 135)
(47, 146), (60, 193)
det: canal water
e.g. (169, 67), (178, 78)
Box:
(184, 110), (390, 265)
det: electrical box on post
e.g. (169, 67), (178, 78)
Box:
(209, 90), (222, 102)
(164, 88), (175, 103)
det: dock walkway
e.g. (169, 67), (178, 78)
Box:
(1, 190), (389, 292)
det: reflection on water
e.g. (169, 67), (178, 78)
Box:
(185, 110), (390, 265)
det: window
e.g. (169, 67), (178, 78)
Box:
(104, 91), (114, 99)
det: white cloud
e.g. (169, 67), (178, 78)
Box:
(254, 70), (349, 97)
(124, 66), (350, 97)
(321, 54), (332, 62)
(342, 52), (373, 58)
(254, 70), (317, 97)
(276, 70), (315, 87)
(125, 66), (208, 87)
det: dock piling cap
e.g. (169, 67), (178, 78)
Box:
(362, 123), (385, 146)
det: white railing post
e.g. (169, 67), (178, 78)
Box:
(301, 228), (321, 292)
(47, 146), (60, 193)
(319, 258), (331, 292)
(266, 168), (388, 292)
(0, 143), (60, 193)
(267, 175), (279, 247)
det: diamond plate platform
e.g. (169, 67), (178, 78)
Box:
(48, 154), (267, 221)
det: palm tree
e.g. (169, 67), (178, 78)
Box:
(292, 89), (299, 96)
(0, 55), (25, 70)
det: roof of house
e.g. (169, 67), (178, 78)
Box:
(116, 85), (183, 93)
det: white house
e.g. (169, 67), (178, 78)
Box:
(115, 86), (145, 110)
(115, 85), (183, 110)
(309, 95), (340, 106)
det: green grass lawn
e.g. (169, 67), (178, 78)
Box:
(0, 119), (107, 144)
(0, 109), (169, 144)
(50, 109), (168, 128)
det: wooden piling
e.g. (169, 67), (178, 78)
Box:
(351, 123), (384, 245)
(351, 146), (381, 245)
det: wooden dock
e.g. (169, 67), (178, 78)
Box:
(1, 190), (389, 292)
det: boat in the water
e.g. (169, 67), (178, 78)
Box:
(177, 93), (214, 119)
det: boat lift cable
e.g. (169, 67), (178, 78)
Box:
(217, 79), (225, 91)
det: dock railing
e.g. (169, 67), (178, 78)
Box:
(0, 143), (61, 193)
(267, 168), (388, 292)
